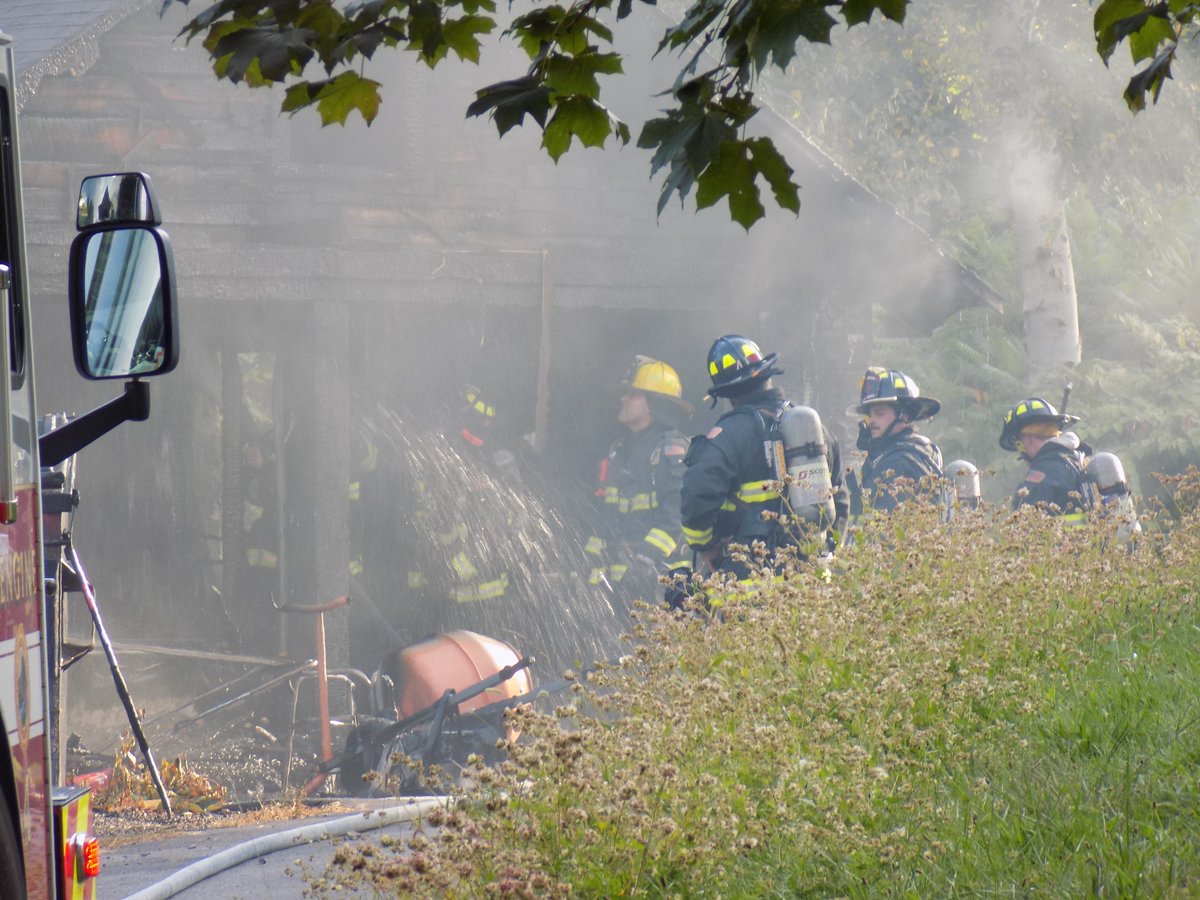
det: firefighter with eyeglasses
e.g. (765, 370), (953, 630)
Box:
(999, 396), (1092, 523)
(587, 356), (692, 612)
(680, 335), (849, 582)
(846, 367), (943, 514)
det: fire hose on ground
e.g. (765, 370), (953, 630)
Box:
(122, 654), (585, 897)
(121, 797), (446, 900)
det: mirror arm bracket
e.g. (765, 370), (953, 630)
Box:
(39, 380), (150, 468)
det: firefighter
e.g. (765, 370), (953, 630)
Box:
(999, 396), (1092, 523)
(846, 367), (944, 513)
(348, 433), (381, 583)
(241, 435), (280, 583)
(457, 383), (523, 488)
(374, 386), (522, 645)
(587, 356), (692, 611)
(347, 424), (414, 666)
(681, 335), (849, 581)
(434, 384), (519, 608)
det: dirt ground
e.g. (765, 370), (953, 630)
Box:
(68, 692), (363, 847)
(92, 798), (358, 849)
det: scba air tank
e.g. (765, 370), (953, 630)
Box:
(1089, 451), (1127, 496)
(1089, 451), (1141, 542)
(777, 405), (835, 526)
(945, 459), (981, 513)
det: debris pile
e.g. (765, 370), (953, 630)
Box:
(94, 732), (228, 814)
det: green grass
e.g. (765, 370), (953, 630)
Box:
(316, 482), (1200, 898)
(910, 604), (1200, 898)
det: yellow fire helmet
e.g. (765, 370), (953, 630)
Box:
(622, 356), (692, 414)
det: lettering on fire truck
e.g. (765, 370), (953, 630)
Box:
(0, 547), (38, 610)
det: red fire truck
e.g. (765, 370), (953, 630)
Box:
(0, 28), (179, 900)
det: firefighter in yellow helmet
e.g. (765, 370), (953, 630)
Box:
(587, 356), (692, 612)
(999, 396), (1092, 523)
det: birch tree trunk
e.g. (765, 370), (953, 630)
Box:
(1007, 129), (1082, 375)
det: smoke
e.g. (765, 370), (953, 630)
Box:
(34, 0), (1188, 749)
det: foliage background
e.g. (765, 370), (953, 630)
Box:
(762, 0), (1200, 501)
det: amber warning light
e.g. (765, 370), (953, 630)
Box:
(83, 837), (100, 877)
(80, 836), (100, 878)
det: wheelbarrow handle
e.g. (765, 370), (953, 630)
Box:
(318, 656), (534, 774)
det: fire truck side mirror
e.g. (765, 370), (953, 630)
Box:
(67, 225), (179, 380)
(75, 172), (161, 229)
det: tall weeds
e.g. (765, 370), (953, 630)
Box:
(317, 478), (1200, 897)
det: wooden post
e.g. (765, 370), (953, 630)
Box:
(530, 248), (553, 453)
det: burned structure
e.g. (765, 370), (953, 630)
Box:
(5, 0), (997, 699)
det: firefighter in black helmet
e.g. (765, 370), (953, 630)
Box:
(457, 383), (523, 487)
(392, 385), (521, 639)
(680, 335), (848, 580)
(999, 396), (1091, 523)
(437, 384), (520, 606)
(847, 367), (944, 513)
(587, 356), (692, 611)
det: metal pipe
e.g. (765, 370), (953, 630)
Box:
(271, 351), (290, 657)
(171, 660), (316, 733)
(67, 545), (173, 817)
(0, 267), (15, 524)
(300, 611), (334, 797)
